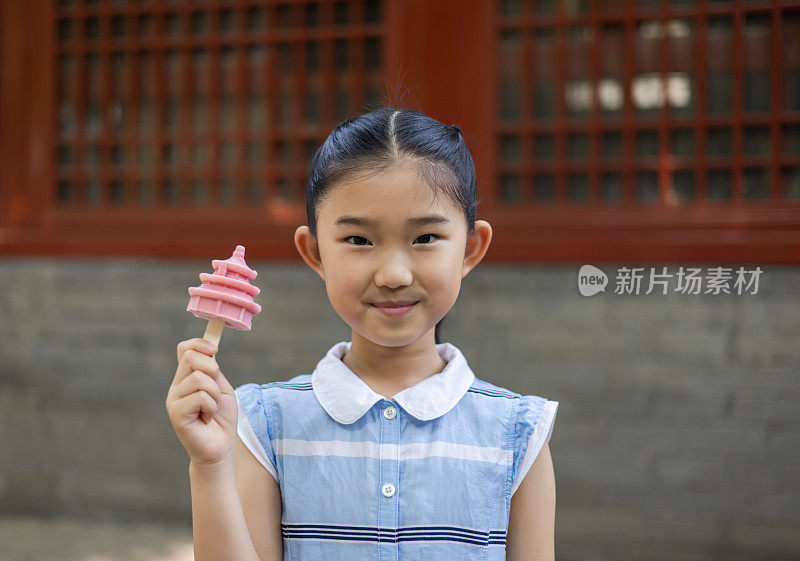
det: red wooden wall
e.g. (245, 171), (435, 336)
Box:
(1, 0), (799, 263)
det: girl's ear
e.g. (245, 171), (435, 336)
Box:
(462, 220), (492, 278)
(294, 225), (326, 281)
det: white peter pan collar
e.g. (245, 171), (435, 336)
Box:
(312, 341), (476, 425)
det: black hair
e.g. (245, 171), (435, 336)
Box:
(305, 106), (483, 345)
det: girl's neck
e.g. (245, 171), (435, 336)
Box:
(341, 332), (447, 399)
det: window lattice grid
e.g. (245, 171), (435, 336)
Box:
(495, 1), (800, 206)
(55, 0), (385, 209)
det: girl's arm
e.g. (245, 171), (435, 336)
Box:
(190, 437), (282, 561)
(505, 441), (556, 561)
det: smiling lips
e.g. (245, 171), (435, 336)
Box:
(371, 300), (418, 316)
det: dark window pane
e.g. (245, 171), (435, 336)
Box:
(247, 7), (265, 31)
(782, 168), (800, 198)
(58, 180), (74, 205)
(305, 140), (318, 161)
(602, 172), (622, 202)
(743, 14), (770, 112)
(336, 89), (349, 121)
(784, 13), (800, 110)
(111, 180), (125, 206)
(220, 9), (235, 33)
(707, 17), (733, 114)
(500, 81), (521, 120)
(534, 81), (556, 119)
(500, 135), (522, 160)
(306, 90), (319, 123)
(334, 1), (349, 25)
(708, 74), (733, 113)
(568, 133), (589, 160)
(672, 170), (694, 202)
(86, 16), (99, 39)
(501, 0), (523, 16)
(112, 15), (126, 38)
(137, 14), (152, 35)
(365, 37), (381, 70)
(534, 134), (554, 160)
(305, 3), (319, 26)
(306, 41), (320, 72)
(276, 4), (291, 27)
(743, 126), (770, 154)
(191, 11), (207, 35)
(220, 179), (235, 207)
(87, 180), (102, 206)
(59, 18), (74, 41)
(743, 168), (769, 198)
(636, 130), (658, 157)
(568, 173), (589, 201)
(783, 125), (800, 153)
(707, 169), (732, 199)
(601, 131), (622, 158)
(500, 175), (522, 201)
(707, 128), (732, 154)
(535, 0), (555, 15)
(138, 180), (154, 206)
(248, 179), (263, 204)
(671, 129), (694, 156)
(534, 174), (554, 201)
(566, 0), (590, 14)
(744, 71), (770, 113)
(636, 171), (659, 202)
(364, 0), (381, 23)
(165, 13), (180, 36)
(335, 39), (349, 71)
(191, 180), (207, 206)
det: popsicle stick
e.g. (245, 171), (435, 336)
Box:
(203, 317), (226, 347)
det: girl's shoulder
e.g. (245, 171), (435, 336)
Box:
(466, 376), (524, 400)
(237, 374), (313, 393)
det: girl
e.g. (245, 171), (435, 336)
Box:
(167, 107), (559, 561)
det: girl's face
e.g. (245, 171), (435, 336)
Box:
(295, 160), (492, 349)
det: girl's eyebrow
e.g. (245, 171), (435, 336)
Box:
(334, 214), (451, 228)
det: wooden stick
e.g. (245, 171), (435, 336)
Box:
(202, 317), (226, 347)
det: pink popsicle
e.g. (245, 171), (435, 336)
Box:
(187, 244), (262, 346)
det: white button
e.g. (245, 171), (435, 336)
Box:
(383, 406), (397, 420)
(381, 483), (395, 497)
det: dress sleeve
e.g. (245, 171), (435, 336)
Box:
(234, 382), (279, 484)
(509, 395), (559, 498)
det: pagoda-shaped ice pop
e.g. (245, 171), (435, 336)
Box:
(187, 244), (262, 346)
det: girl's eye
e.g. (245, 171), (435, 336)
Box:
(345, 235), (370, 246)
(414, 233), (438, 244)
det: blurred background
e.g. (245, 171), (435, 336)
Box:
(1, 0), (799, 560)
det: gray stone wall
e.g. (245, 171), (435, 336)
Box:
(0, 258), (798, 560)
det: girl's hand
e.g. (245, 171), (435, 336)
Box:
(166, 338), (238, 468)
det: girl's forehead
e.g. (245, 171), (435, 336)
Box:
(319, 165), (462, 221)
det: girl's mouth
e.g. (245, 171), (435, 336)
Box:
(371, 302), (418, 316)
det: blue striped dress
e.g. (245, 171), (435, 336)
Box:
(235, 340), (559, 561)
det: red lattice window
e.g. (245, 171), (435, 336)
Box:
(488, 0), (800, 263)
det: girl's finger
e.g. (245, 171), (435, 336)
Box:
(176, 338), (217, 363)
(171, 349), (221, 388)
(170, 370), (222, 404)
(173, 390), (218, 423)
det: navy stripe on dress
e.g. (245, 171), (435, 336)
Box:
(281, 523), (507, 546)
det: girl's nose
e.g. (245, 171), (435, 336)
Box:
(373, 252), (413, 289)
